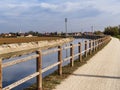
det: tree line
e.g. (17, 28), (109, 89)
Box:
(104, 26), (120, 36)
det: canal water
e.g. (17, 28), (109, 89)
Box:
(2, 38), (89, 90)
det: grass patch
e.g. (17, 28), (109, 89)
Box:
(113, 35), (120, 39)
(24, 40), (111, 90)
(115, 35), (120, 39)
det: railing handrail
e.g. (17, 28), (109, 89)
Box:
(0, 36), (111, 90)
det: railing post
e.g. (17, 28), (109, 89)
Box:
(89, 40), (92, 55)
(0, 58), (2, 90)
(58, 46), (62, 76)
(95, 40), (97, 51)
(70, 44), (74, 67)
(85, 41), (87, 57)
(78, 42), (82, 62)
(96, 39), (98, 50)
(36, 50), (42, 90)
(98, 39), (100, 49)
(101, 38), (103, 46)
(92, 40), (95, 52)
(100, 39), (102, 47)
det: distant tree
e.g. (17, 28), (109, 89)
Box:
(16, 32), (21, 36)
(27, 31), (34, 35)
(61, 32), (65, 36)
(104, 26), (119, 36)
(118, 25), (120, 35)
(9, 32), (17, 37)
(27, 31), (41, 36)
(94, 31), (103, 35)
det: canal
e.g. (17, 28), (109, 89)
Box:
(2, 38), (89, 90)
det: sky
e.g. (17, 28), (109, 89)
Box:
(0, 0), (120, 33)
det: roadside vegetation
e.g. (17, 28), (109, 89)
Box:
(115, 35), (120, 39)
(104, 26), (120, 39)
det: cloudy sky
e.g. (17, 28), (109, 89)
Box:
(0, 0), (120, 33)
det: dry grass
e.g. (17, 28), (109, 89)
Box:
(0, 37), (61, 44)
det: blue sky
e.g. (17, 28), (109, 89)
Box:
(0, 0), (120, 33)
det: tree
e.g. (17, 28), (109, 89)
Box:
(94, 31), (103, 35)
(104, 26), (119, 36)
(118, 25), (120, 35)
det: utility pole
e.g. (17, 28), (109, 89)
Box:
(81, 28), (83, 42)
(91, 26), (94, 39)
(91, 26), (94, 34)
(19, 24), (22, 34)
(65, 18), (68, 57)
(65, 18), (68, 37)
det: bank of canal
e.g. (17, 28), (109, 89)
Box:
(2, 38), (88, 90)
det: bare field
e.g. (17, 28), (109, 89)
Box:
(0, 37), (61, 44)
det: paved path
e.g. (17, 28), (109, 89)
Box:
(54, 37), (120, 90)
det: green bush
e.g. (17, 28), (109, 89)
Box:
(104, 26), (119, 36)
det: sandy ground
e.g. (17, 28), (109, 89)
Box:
(54, 37), (120, 90)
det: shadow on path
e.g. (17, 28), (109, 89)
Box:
(72, 74), (120, 80)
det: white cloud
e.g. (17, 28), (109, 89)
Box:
(60, 2), (83, 12)
(92, 0), (120, 15)
(0, 20), (6, 24)
(0, 1), (93, 13)
(1, 0), (120, 14)
(0, 0), (120, 32)
(39, 1), (94, 13)
(40, 3), (58, 10)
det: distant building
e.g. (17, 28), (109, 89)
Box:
(72, 32), (82, 36)
(68, 32), (82, 36)
(44, 32), (50, 36)
(19, 33), (25, 37)
(25, 34), (33, 37)
(83, 32), (93, 35)
(0, 33), (12, 37)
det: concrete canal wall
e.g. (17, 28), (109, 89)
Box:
(0, 38), (74, 59)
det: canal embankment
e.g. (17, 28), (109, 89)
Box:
(0, 38), (74, 59)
